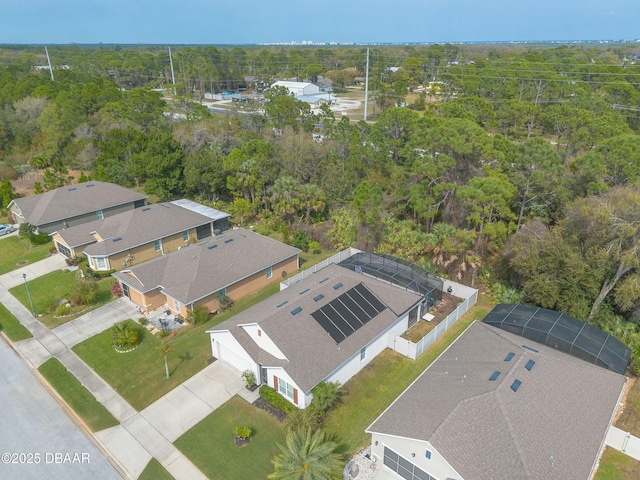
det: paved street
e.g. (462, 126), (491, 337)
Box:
(0, 337), (121, 480)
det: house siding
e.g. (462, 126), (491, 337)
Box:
(226, 256), (298, 302)
(370, 433), (462, 480)
(35, 202), (141, 234)
(325, 311), (411, 387)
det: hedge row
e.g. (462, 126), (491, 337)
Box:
(258, 385), (297, 415)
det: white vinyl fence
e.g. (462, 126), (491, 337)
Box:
(280, 247), (359, 290)
(393, 281), (478, 360)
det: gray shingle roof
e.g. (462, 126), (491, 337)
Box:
(209, 265), (424, 392)
(367, 321), (627, 480)
(55, 202), (212, 252)
(113, 228), (301, 304)
(10, 182), (146, 227)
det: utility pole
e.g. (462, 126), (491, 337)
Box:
(45, 46), (54, 82)
(168, 46), (176, 96)
(363, 47), (370, 121)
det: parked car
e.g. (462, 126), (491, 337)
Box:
(0, 224), (14, 236)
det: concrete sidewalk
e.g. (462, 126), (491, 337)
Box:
(0, 256), (236, 479)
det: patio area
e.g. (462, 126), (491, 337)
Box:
(144, 307), (188, 333)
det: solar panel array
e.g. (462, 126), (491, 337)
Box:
(311, 283), (386, 343)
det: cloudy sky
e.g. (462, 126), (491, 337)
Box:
(1, 0), (638, 44)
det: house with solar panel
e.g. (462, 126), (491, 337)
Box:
(366, 307), (631, 480)
(206, 253), (444, 408)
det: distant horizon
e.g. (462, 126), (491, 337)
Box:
(2, 39), (639, 48)
(2, 1), (638, 46)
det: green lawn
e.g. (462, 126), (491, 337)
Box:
(0, 301), (32, 341)
(323, 301), (492, 456)
(0, 236), (51, 275)
(38, 358), (119, 432)
(595, 448), (640, 480)
(73, 284), (281, 411)
(138, 458), (174, 480)
(175, 396), (286, 480)
(9, 269), (114, 328)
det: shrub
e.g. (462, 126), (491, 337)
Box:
(111, 321), (141, 350)
(187, 305), (209, 325)
(54, 304), (71, 317)
(31, 233), (51, 245)
(233, 426), (252, 439)
(259, 385), (297, 415)
(138, 317), (147, 326)
(290, 231), (311, 251)
(218, 292), (233, 312)
(241, 369), (256, 388)
(308, 240), (320, 254)
(18, 222), (36, 241)
(69, 279), (99, 306)
(65, 257), (77, 267)
(110, 281), (123, 297)
(158, 329), (170, 338)
(285, 404), (322, 432)
(311, 381), (341, 413)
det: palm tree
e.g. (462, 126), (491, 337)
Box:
(156, 341), (173, 379)
(299, 184), (326, 225)
(269, 429), (342, 480)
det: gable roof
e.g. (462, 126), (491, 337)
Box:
(113, 228), (300, 304)
(53, 202), (212, 256)
(367, 321), (627, 480)
(9, 182), (146, 227)
(209, 265), (424, 392)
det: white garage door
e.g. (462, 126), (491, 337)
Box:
(215, 342), (252, 374)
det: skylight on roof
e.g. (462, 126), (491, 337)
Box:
(208, 244), (218, 250)
(277, 301), (289, 308)
(142, 207), (151, 211)
(291, 307), (303, 316)
(489, 371), (501, 381)
(113, 237), (123, 242)
(300, 288), (310, 295)
(224, 238), (234, 244)
(525, 359), (535, 371)
(333, 282), (343, 290)
(504, 352), (515, 361)
(522, 345), (539, 353)
(319, 277), (330, 283)
(511, 379), (522, 392)
(86, 183), (94, 187)
(68, 187), (77, 191)
(313, 294), (324, 302)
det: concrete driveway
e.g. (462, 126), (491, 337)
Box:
(141, 361), (248, 442)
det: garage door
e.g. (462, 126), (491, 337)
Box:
(215, 342), (252, 374)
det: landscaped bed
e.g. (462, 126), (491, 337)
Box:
(0, 301), (32, 341)
(0, 236), (52, 275)
(175, 396), (286, 480)
(38, 357), (119, 432)
(9, 269), (114, 328)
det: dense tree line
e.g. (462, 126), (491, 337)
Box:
(2, 42), (640, 364)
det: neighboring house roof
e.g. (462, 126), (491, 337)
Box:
(9, 182), (146, 227)
(209, 265), (423, 392)
(52, 202), (213, 255)
(367, 321), (627, 480)
(271, 80), (316, 90)
(170, 199), (230, 223)
(113, 228), (301, 304)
